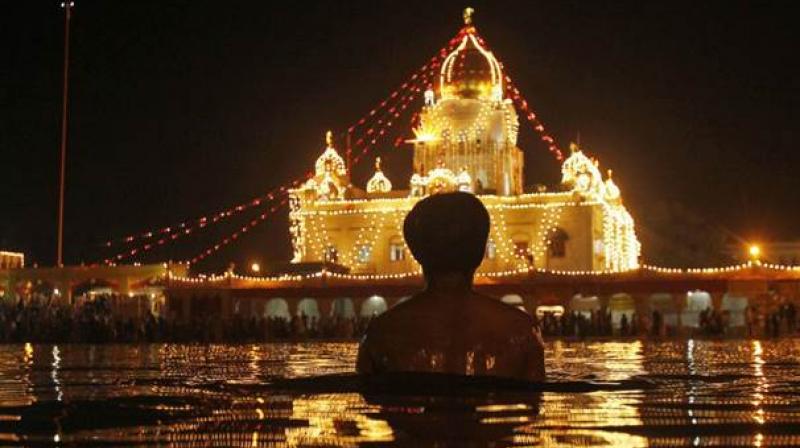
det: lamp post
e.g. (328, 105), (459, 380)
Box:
(57, 1), (74, 267)
(749, 244), (761, 263)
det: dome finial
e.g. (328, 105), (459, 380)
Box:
(325, 130), (333, 148)
(463, 7), (475, 26)
(375, 156), (382, 171)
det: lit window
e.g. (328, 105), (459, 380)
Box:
(356, 245), (372, 263)
(324, 246), (338, 264)
(485, 239), (496, 259)
(548, 228), (569, 258)
(390, 242), (406, 262)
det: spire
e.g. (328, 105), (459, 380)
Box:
(325, 130), (334, 148)
(463, 7), (475, 26)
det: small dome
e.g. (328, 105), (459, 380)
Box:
(604, 170), (621, 203)
(426, 166), (458, 194)
(314, 131), (346, 178)
(561, 142), (604, 198)
(366, 157), (392, 194)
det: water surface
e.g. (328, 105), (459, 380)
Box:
(2, 340), (800, 446)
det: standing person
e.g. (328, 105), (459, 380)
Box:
(356, 192), (545, 381)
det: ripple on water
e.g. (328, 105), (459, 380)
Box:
(1, 339), (800, 446)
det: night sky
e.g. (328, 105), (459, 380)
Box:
(1, 1), (797, 270)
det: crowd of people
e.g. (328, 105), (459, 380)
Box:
(0, 295), (374, 343)
(536, 304), (799, 339)
(1, 294), (798, 343)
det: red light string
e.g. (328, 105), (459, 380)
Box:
(104, 195), (277, 265)
(101, 39), (460, 265)
(188, 196), (290, 265)
(103, 178), (308, 265)
(347, 63), (443, 167)
(504, 75), (564, 161)
(455, 25), (564, 162)
(104, 184), (290, 248)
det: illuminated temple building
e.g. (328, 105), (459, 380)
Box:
(289, 14), (640, 276)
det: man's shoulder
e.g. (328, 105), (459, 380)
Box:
(469, 292), (534, 323)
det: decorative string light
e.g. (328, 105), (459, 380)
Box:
(99, 39), (459, 266)
(188, 197), (289, 265)
(104, 185), (289, 249)
(167, 259), (800, 287)
(503, 75), (564, 161)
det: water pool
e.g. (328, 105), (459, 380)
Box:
(2, 339), (800, 446)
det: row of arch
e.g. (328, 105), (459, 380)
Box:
(257, 291), (750, 328)
(499, 291), (750, 329)
(262, 295), (392, 320)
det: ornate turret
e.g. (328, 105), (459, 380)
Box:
(561, 142), (605, 199)
(409, 8), (522, 196)
(302, 131), (350, 201)
(366, 157), (392, 194)
(604, 169), (621, 203)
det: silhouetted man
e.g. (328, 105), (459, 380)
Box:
(357, 192), (545, 381)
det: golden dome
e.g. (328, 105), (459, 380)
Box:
(440, 9), (503, 100)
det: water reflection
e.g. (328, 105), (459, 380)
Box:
(0, 340), (799, 446)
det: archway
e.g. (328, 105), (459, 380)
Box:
(296, 298), (320, 319)
(608, 293), (635, 330)
(501, 294), (527, 312)
(683, 290), (712, 328)
(722, 294), (748, 327)
(360, 295), (388, 318)
(570, 294), (600, 318)
(265, 298), (291, 320)
(649, 293), (678, 328)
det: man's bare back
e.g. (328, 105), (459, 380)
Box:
(355, 192), (546, 382)
(357, 284), (545, 381)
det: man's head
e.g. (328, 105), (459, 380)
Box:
(403, 192), (490, 278)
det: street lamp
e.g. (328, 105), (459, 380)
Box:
(250, 262), (261, 274)
(748, 244), (761, 261)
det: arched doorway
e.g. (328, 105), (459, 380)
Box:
(360, 295), (388, 318)
(649, 293), (678, 329)
(296, 298), (320, 319)
(722, 294), (748, 327)
(608, 293), (635, 330)
(570, 294), (600, 318)
(265, 298), (291, 320)
(501, 294), (527, 312)
(683, 290), (712, 328)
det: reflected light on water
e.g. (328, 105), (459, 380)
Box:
(1, 340), (800, 446)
